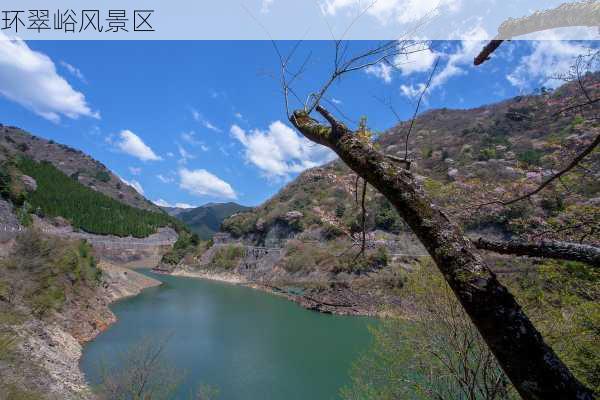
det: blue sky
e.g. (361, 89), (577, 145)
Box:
(0, 39), (596, 207)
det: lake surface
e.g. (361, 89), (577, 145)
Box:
(81, 270), (376, 400)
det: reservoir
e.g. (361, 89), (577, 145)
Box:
(80, 270), (375, 399)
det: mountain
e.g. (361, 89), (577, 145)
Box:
(167, 202), (251, 239)
(221, 74), (600, 248)
(0, 125), (183, 237)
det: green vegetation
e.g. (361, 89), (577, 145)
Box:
(211, 245), (245, 270)
(161, 232), (202, 265)
(343, 260), (515, 400)
(16, 158), (182, 237)
(517, 148), (544, 166)
(1, 231), (102, 317)
(0, 384), (44, 400)
(511, 260), (600, 392)
(281, 239), (389, 275)
(172, 202), (251, 240)
(0, 160), (26, 206)
(478, 146), (497, 161)
(94, 170), (111, 183)
(221, 212), (258, 238)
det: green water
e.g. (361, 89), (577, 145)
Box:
(80, 270), (376, 400)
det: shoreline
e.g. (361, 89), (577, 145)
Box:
(68, 263), (163, 399)
(154, 266), (387, 317)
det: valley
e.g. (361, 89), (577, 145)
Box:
(0, 72), (598, 399)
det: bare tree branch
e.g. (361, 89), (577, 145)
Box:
(475, 237), (600, 267)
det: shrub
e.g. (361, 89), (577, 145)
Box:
(211, 245), (244, 270)
(95, 170), (111, 183)
(478, 147), (497, 161)
(517, 149), (544, 166)
(342, 260), (515, 400)
(282, 241), (316, 273)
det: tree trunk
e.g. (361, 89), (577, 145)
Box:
(475, 238), (600, 267)
(290, 107), (595, 400)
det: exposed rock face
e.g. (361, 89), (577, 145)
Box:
(284, 211), (303, 221)
(20, 174), (37, 192)
(1, 263), (161, 400)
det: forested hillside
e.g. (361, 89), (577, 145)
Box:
(0, 125), (160, 212)
(0, 132), (184, 238)
(168, 202), (251, 239)
(14, 158), (183, 237)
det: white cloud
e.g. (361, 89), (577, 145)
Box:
(320, 0), (461, 25)
(181, 131), (200, 145)
(0, 33), (99, 123)
(395, 42), (438, 75)
(177, 144), (196, 164)
(507, 41), (593, 91)
(331, 98), (342, 104)
(365, 62), (393, 83)
(179, 168), (237, 199)
(400, 83), (426, 99)
(153, 199), (196, 208)
(230, 121), (336, 179)
(119, 177), (144, 195)
(114, 130), (162, 161)
(261, 0), (274, 13)
(191, 108), (222, 132)
(181, 131), (209, 151)
(234, 112), (243, 119)
(60, 61), (87, 83)
(157, 174), (174, 183)
(398, 27), (488, 99)
(129, 166), (142, 175)
(176, 202), (196, 209)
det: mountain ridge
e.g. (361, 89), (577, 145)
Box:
(165, 202), (251, 239)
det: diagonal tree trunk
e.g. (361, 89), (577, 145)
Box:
(290, 106), (595, 400)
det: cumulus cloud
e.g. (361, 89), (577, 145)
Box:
(507, 41), (593, 91)
(179, 168), (237, 199)
(114, 130), (162, 161)
(398, 27), (487, 99)
(395, 42), (439, 75)
(400, 82), (426, 99)
(230, 121), (336, 180)
(0, 33), (99, 122)
(320, 0), (460, 25)
(365, 62), (393, 83)
(153, 199), (196, 208)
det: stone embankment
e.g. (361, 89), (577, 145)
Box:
(0, 207), (178, 266)
(157, 232), (428, 316)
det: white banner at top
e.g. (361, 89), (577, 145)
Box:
(0, 0), (598, 40)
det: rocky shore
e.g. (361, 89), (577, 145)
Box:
(1, 263), (160, 400)
(155, 263), (402, 317)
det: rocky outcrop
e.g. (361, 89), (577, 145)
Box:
(1, 263), (161, 400)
